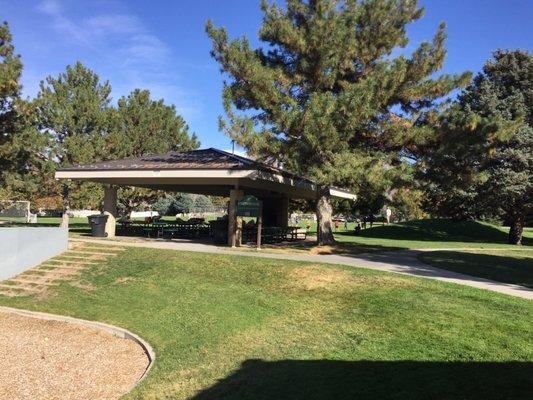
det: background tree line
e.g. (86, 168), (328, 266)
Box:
(1, 0), (531, 246)
(0, 21), (199, 212)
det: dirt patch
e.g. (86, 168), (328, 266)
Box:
(116, 276), (136, 284)
(288, 265), (359, 290)
(287, 265), (417, 291)
(308, 245), (338, 255)
(0, 312), (149, 400)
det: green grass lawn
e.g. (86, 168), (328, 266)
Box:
(334, 219), (533, 250)
(1, 248), (531, 399)
(419, 250), (533, 289)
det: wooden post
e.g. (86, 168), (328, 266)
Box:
(256, 200), (263, 250)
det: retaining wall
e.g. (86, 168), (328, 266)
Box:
(0, 227), (68, 280)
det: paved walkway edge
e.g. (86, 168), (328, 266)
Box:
(71, 237), (533, 300)
(0, 305), (155, 392)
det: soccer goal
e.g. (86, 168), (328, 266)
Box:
(0, 200), (31, 223)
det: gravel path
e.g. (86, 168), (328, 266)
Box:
(0, 312), (149, 400)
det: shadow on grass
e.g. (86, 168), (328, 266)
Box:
(419, 251), (533, 289)
(191, 359), (532, 400)
(337, 219), (533, 246)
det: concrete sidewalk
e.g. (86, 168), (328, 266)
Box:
(71, 237), (533, 300)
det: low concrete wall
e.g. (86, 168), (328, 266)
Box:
(0, 227), (68, 280)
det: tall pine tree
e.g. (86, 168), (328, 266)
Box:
(466, 51), (532, 244)
(36, 62), (112, 210)
(206, 0), (469, 244)
(0, 22), (49, 202)
(423, 50), (532, 244)
(107, 89), (200, 216)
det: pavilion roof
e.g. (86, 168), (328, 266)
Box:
(59, 148), (312, 183)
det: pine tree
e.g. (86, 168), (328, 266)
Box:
(471, 51), (532, 244)
(420, 110), (492, 220)
(193, 195), (214, 213)
(206, 0), (469, 244)
(0, 22), (22, 187)
(107, 89), (200, 215)
(36, 62), (112, 209)
(107, 89), (199, 158)
(421, 50), (532, 244)
(0, 22), (49, 202)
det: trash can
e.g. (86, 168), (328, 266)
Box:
(209, 219), (228, 244)
(87, 214), (108, 237)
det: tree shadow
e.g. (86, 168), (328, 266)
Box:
(191, 359), (532, 400)
(419, 251), (533, 289)
(337, 219), (533, 246)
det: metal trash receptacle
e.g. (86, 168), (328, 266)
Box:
(209, 219), (228, 244)
(87, 214), (109, 237)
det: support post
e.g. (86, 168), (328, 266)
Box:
(103, 185), (118, 238)
(59, 184), (69, 229)
(279, 196), (289, 228)
(256, 201), (263, 250)
(228, 188), (244, 247)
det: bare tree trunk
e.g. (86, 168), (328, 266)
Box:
(316, 186), (335, 245)
(508, 214), (524, 245)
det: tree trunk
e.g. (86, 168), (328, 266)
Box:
(508, 214), (524, 245)
(316, 186), (335, 245)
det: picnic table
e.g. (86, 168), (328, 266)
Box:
(242, 226), (307, 244)
(117, 219), (209, 239)
(162, 221), (210, 239)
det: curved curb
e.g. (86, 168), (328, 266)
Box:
(0, 306), (155, 393)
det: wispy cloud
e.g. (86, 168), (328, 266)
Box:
(35, 0), (199, 118)
(84, 14), (140, 36)
(37, 0), (60, 15)
(38, 0), (94, 48)
(37, 0), (169, 63)
(119, 34), (170, 67)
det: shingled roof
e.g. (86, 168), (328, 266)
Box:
(59, 148), (312, 183)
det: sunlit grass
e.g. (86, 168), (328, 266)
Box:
(0, 248), (531, 399)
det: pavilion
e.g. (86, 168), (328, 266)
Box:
(55, 148), (356, 246)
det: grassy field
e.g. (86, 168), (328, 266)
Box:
(419, 250), (533, 288)
(334, 219), (533, 250)
(255, 219), (533, 258)
(0, 247), (531, 399)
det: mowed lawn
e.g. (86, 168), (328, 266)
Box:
(333, 220), (532, 288)
(420, 249), (533, 288)
(334, 219), (533, 250)
(0, 248), (532, 399)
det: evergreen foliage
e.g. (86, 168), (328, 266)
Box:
(422, 50), (532, 244)
(0, 22), (49, 201)
(34, 63), (200, 211)
(108, 89), (199, 158)
(153, 193), (214, 216)
(206, 0), (469, 244)
(108, 88), (200, 214)
(36, 62), (112, 208)
(193, 194), (215, 213)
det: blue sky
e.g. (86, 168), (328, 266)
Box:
(2, 0), (532, 152)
